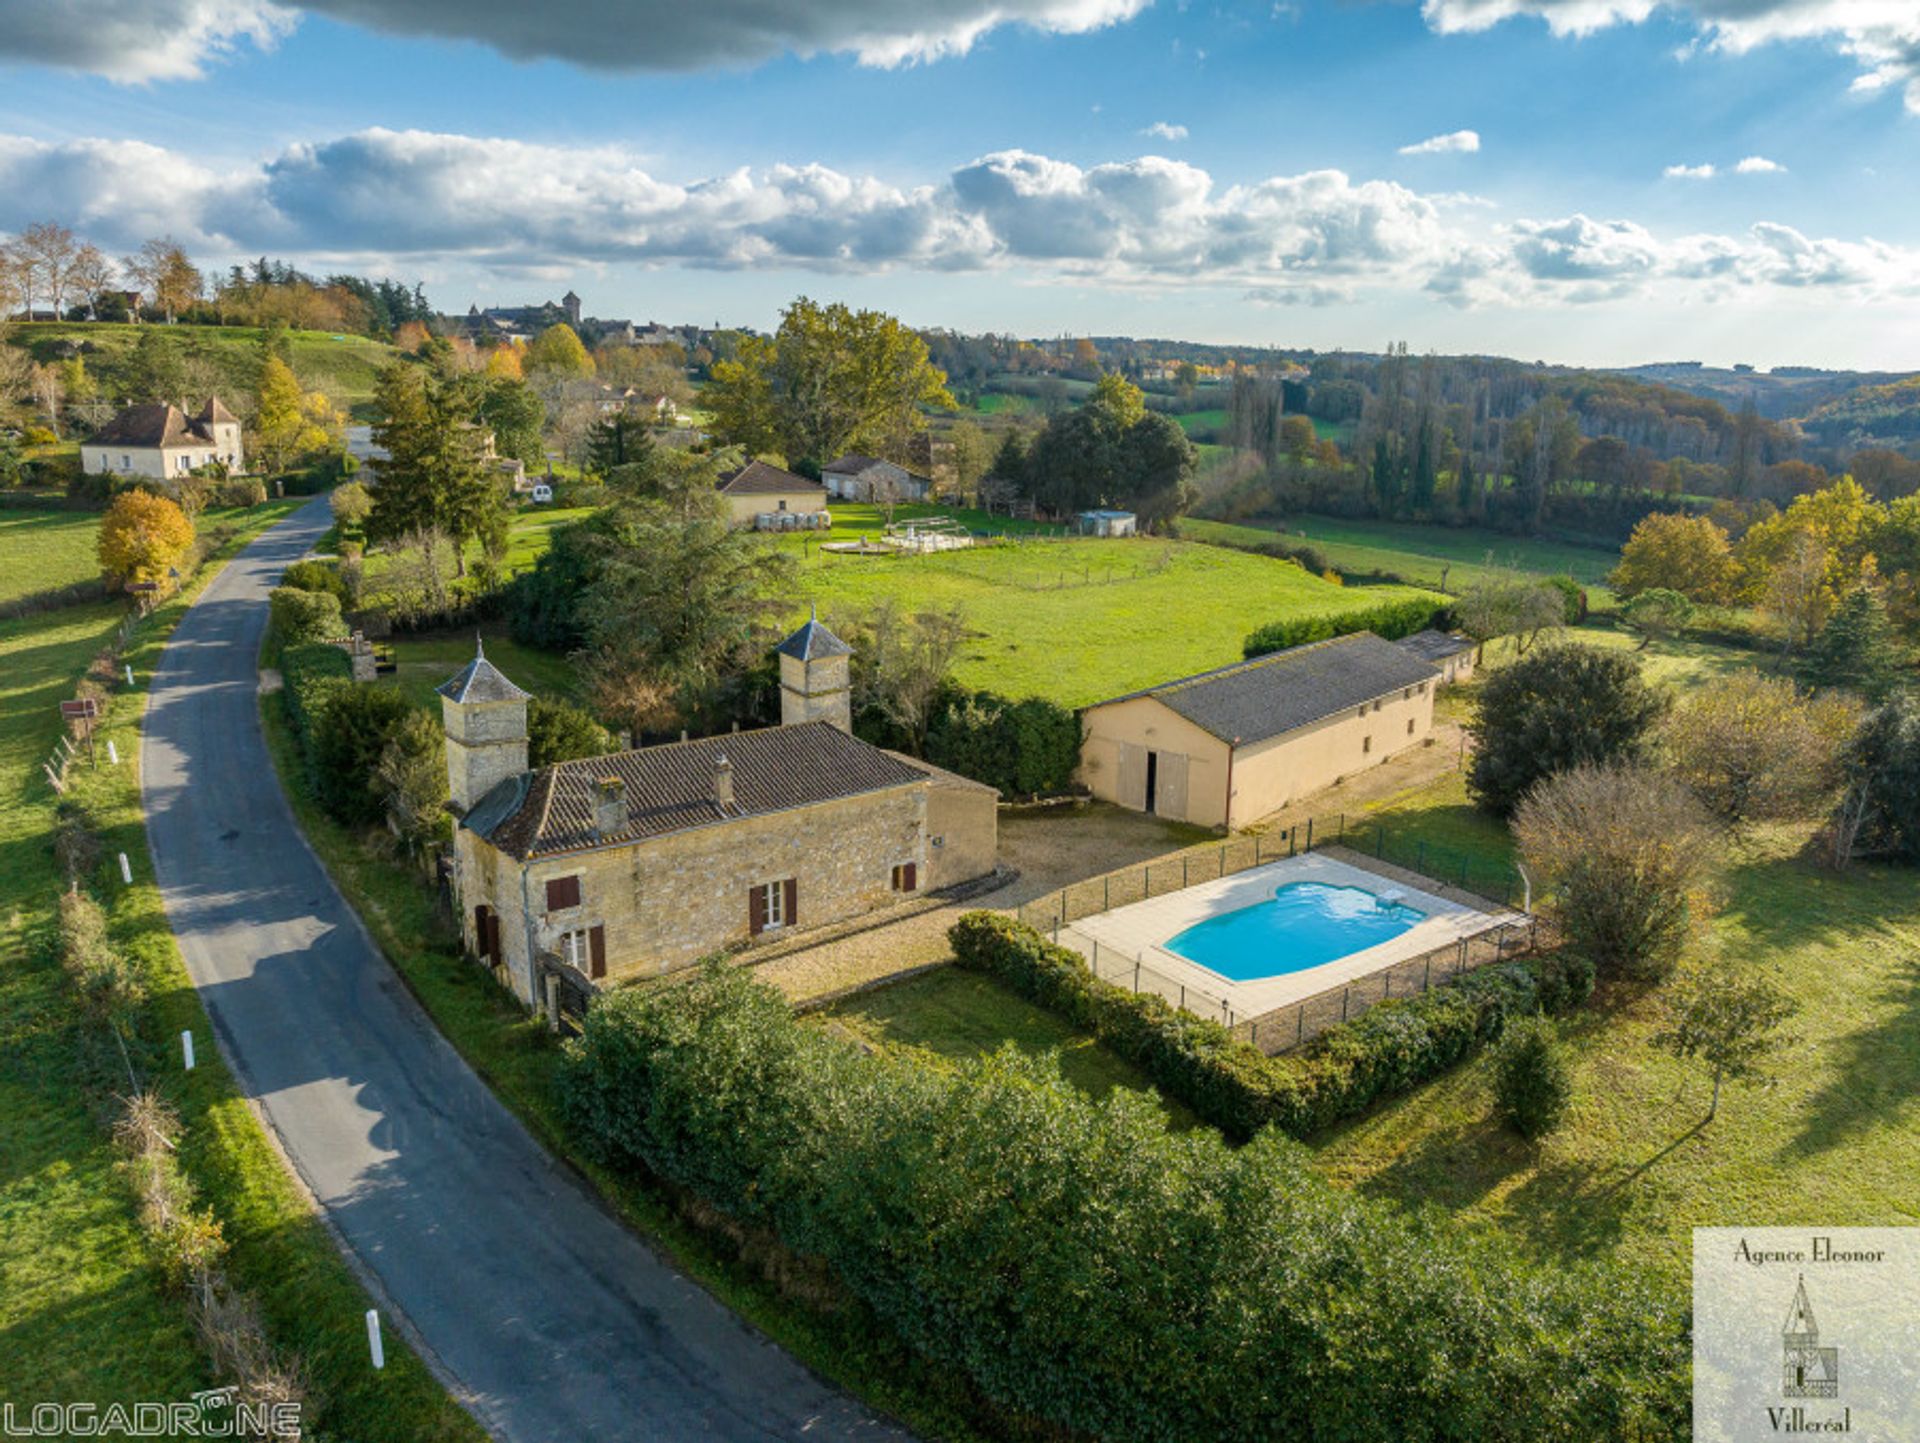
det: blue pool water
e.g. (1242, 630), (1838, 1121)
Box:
(1163, 881), (1426, 981)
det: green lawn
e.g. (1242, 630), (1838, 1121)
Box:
(0, 509), (107, 603)
(818, 968), (1198, 1129)
(1184, 514), (1621, 603)
(1174, 407), (1228, 437)
(0, 501), (475, 1436)
(776, 505), (1443, 706)
(385, 629), (582, 711)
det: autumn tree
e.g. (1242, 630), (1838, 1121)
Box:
(705, 297), (954, 469)
(1609, 512), (1737, 603)
(252, 355), (344, 475)
(847, 601), (969, 755)
(123, 238), (202, 323)
(68, 244), (115, 320)
(98, 489), (195, 589)
(1662, 672), (1859, 823)
(526, 323), (594, 378)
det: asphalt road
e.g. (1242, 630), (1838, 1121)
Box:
(141, 498), (905, 1442)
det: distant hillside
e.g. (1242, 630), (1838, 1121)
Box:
(1610, 360), (1915, 423)
(6, 322), (397, 418)
(1801, 374), (1920, 445)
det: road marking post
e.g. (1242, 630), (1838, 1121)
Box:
(182, 1031), (195, 1070)
(107, 740), (120, 765)
(124, 663), (135, 687)
(366, 1309), (385, 1370)
(118, 852), (132, 884)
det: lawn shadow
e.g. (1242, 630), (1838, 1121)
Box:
(1781, 951), (1920, 1161)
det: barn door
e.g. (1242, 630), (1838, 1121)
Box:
(1154, 752), (1190, 822)
(1117, 742), (1148, 811)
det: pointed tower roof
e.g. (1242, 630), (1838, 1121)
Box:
(196, 396), (237, 426)
(777, 609), (852, 662)
(1783, 1276), (1819, 1345)
(436, 637), (533, 704)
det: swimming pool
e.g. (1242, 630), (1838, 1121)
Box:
(1163, 881), (1427, 982)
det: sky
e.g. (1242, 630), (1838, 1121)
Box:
(2, 0), (1917, 370)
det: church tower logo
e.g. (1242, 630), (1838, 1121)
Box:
(1780, 1274), (1840, 1400)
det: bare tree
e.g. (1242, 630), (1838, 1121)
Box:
(68, 244), (115, 320)
(1652, 959), (1798, 1120)
(854, 601), (968, 754)
(29, 363), (66, 437)
(123, 237), (201, 323)
(19, 222), (77, 317)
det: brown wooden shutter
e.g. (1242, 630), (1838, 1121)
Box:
(783, 878), (798, 927)
(545, 875), (581, 911)
(474, 905), (493, 960)
(902, 862), (917, 893)
(588, 924), (606, 980)
(748, 885), (766, 936)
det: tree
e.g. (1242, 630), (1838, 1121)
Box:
(1492, 1015), (1571, 1140)
(313, 685), (417, 827)
(988, 430), (1029, 493)
(1609, 513), (1736, 603)
(16, 222), (76, 317)
(1279, 414), (1316, 461)
(850, 602), (969, 755)
(1759, 532), (1832, 654)
(366, 363), (500, 574)
(330, 480), (373, 534)
(526, 323), (594, 378)
(1514, 763), (1720, 983)
(1829, 694), (1920, 866)
(947, 420), (992, 493)
(68, 244), (115, 320)
(1802, 585), (1906, 701)
(1620, 588), (1695, 650)
(124, 328), (187, 404)
(478, 377), (546, 465)
(1453, 573), (1567, 660)
(1652, 961), (1797, 1120)
(253, 355), (328, 475)
(584, 412), (655, 478)
(1468, 643), (1667, 816)
(1087, 371), (1145, 427)
(705, 297), (954, 468)
(123, 238), (202, 323)
(97, 490), (194, 589)
(1119, 410), (1197, 528)
(527, 696), (614, 768)
(375, 710), (448, 858)
(1663, 673), (1859, 823)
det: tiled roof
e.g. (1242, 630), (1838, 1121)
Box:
(822, 453), (887, 474)
(1395, 629), (1474, 662)
(196, 396), (237, 426)
(471, 721), (925, 859)
(1089, 632), (1440, 748)
(717, 460), (825, 496)
(776, 614), (852, 661)
(92, 403), (201, 449)
(436, 644), (534, 704)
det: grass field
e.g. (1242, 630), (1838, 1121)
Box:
(1311, 768), (1920, 1287)
(1184, 514), (1621, 602)
(0, 501), (476, 1437)
(819, 969), (1198, 1129)
(9, 321), (397, 415)
(0, 509), (108, 603)
(774, 505), (1443, 706)
(386, 629), (581, 711)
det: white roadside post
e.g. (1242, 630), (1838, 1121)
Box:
(118, 852), (132, 885)
(366, 1309), (385, 1370)
(107, 740), (120, 765)
(181, 1031), (195, 1070)
(124, 663), (135, 687)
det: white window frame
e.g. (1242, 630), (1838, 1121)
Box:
(757, 879), (787, 929)
(559, 927), (592, 971)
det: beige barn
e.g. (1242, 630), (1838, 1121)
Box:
(1394, 628), (1477, 685)
(1078, 632), (1441, 831)
(716, 459), (828, 527)
(442, 618), (996, 1010)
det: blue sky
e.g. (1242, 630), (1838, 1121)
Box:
(2, 0), (1916, 368)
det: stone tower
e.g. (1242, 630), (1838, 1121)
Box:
(437, 639), (532, 812)
(562, 289), (582, 328)
(777, 610), (852, 731)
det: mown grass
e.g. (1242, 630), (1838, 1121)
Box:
(775, 505), (1442, 707)
(1183, 514), (1621, 603)
(0, 509), (107, 603)
(256, 701), (1003, 1443)
(385, 629), (581, 711)
(0, 501), (477, 1437)
(818, 968), (1199, 1130)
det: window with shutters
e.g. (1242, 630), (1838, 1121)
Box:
(891, 862), (918, 893)
(559, 927), (591, 971)
(749, 879), (794, 934)
(545, 875), (582, 912)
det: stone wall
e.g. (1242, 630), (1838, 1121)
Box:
(443, 694), (528, 811)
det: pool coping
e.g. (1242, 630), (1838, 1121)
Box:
(1058, 852), (1525, 1019)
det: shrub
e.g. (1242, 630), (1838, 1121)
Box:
(279, 559), (349, 603)
(279, 642), (353, 780)
(1515, 763), (1721, 984)
(1492, 1015), (1572, 1140)
(329, 481), (373, 534)
(267, 585), (344, 649)
(310, 685), (417, 826)
(97, 488), (195, 588)
(1468, 642), (1668, 817)
(561, 960), (1688, 1442)
(1663, 672), (1858, 822)
(218, 477), (268, 508)
(924, 690), (1079, 797)
(1242, 594), (1442, 658)
(528, 695), (614, 768)
(1544, 574), (1588, 624)
(59, 888), (143, 1023)
(1830, 693), (1920, 865)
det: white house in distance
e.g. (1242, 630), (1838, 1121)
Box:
(822, 453), (933, 504)
(82, 399), (244, 480)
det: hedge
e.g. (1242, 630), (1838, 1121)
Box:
(268, 586), (344, 648)
(924, 689), (1080, 798)
(560, 962), (1686, 1443)
(948, 912), (1589, 1141)
(1242, 595), (1444, 658)
(280, 643), (353, 796)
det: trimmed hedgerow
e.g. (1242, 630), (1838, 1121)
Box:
(560, 961), (1687, 1443)
(948, 911), (1580, 1141)
(1242, 594), (1443, 658)
(924, 689), (1080, 798)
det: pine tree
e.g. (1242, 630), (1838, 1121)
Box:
(367, 362), (497, 575)
(1803, 585), (1906, 701)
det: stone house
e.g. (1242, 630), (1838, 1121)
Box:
(821, 453), (933, 504)
(81, 398), (244, 480)
(1078, 632), (1441, 830)
(442, 620), (996, 1008)
(716, 460), (829, 527)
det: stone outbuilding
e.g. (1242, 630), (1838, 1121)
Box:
(81, 398), (244, 481)
(1078, 632), (1441, 830)
(442, 618), (997, 1007)
(821, 453), (933, 504)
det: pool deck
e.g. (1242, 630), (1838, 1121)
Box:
(1061, 852), (1524, 1019)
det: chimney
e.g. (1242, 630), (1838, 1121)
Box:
(592, 776), (628, 839)
(711, 754), (735, 812)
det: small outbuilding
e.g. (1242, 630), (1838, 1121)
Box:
(1393, 629), (1477, 685)
(1078, 632), (1441, 830)
(716, 460), (829, 528)
(822, 453), (933, 503)
(1077, 509), (1137, 538)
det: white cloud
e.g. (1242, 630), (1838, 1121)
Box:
(1735, 154), (1787, 173)
(0, 0), (1149, 79)
(2, 127), (1912, 313)
(1399, 129), (1482, 156)
(1420, 1), (1920, 114)
(1664, 162), (1716, 178)
(1141, 122), (1189, 141)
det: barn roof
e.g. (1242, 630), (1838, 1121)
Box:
(716, 460), (825, 496)
(1394, 629), (1474, 662)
